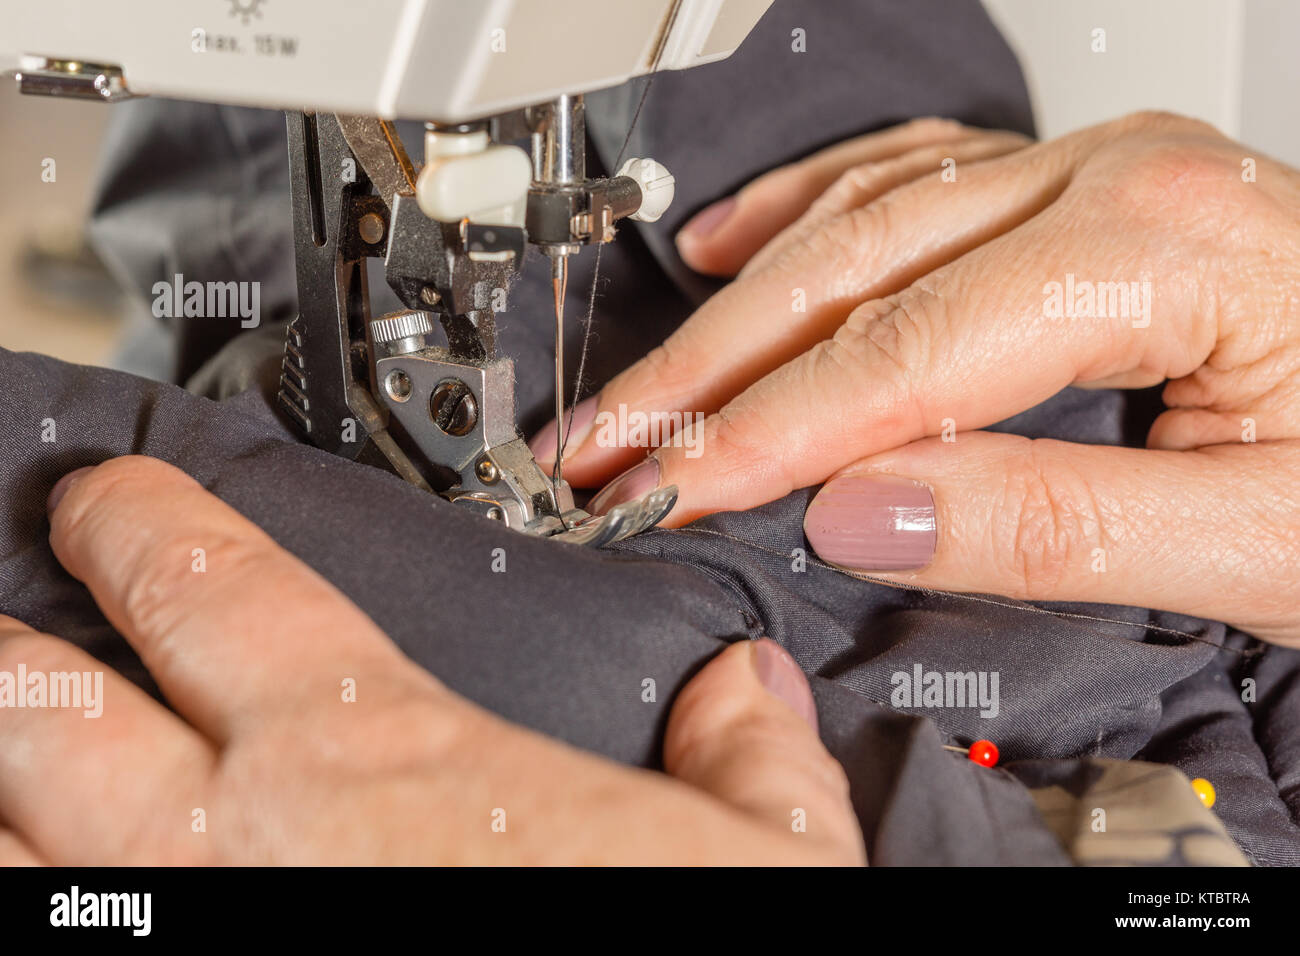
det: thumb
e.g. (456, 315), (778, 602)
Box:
(663, 639), (864, 863)
(802, 432), (1300, 647)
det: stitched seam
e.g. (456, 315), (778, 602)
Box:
(602, 544), (765, 639)
(641, 525), (1248, 657)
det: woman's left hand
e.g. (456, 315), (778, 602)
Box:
(0, 457), (862, 864)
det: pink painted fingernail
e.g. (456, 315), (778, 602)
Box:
(588, 458), (660, 515)
(680, 197), (736, 241)
(528, 396), (600, 464)
(47, 466), (96, 514)
(803, 476), (936, 571)
(754, 638), (818, 731)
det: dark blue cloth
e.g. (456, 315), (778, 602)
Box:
(2, 0), (1295, 864)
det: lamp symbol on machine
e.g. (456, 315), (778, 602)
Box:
(228, 0), (265, 26)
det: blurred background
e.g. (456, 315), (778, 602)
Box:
(0, 84), (121, 364)
(983, 0), (1299, 158)
(1, 0), (1297, 369)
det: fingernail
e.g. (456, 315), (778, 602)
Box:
(753, 638), (818, 731)
(803, 475), (936, 571)
(679, 197), (736, 241)
(47, 466), (96, 514)
(528, 396), (600, 463)
(588, 457), (660, 515)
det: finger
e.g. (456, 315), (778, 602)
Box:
(677, 117), (982, 277)
(594, 124), (1248, 527)
(0, 613), (212, 863)
(663, 639), (864, 862)
(1075, 370), (1166, 390)
(47, 457), (431, 743)
(553, 114), (1230, 493)
(801, 433), (1300, 646)
(1150, 379), (1300, 450)
(741, 130), (1032, 277)
(539, 135), (1078, 485)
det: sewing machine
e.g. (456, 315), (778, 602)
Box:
(2, 0), (773, 544)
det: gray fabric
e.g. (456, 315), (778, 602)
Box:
(2, 0), (1297, 865)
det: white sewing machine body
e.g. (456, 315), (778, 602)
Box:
(0, 0), (771, 121)
(2, 0), (773, 546)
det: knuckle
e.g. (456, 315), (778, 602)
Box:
(1119, 109), (1214, 136)
(803, 299), (932, 439)
(117, 545), (194, 640)
(1130, 143), (1235, 198)
(65, 457), (174, 513)
(823, 162), (887, 209)
(838, 292), (940, 379)
(1087, 124), (1237, 228)
(811, 199), (894, 273)
(706, 400), (781, 481)
(120, 533), (269, 652)
(982, 129), (1035, 149)
(630, 335), (695, 403)
(640, 337), (681, 380)
(868, 294), (939, 372)
(768, 190), (898, 279)
(54, 458), (157, 538)
(903, 116), (967, 139)
(997, 443), (1106, 595)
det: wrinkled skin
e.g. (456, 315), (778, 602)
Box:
(0, 457), (862, 865)
(534, 113), (1300, 647)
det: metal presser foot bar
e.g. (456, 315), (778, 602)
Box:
(276, 108), (677, 546)
(5, 1), (775, 544)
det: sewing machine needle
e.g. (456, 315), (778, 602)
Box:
(551, 253), (568, 497)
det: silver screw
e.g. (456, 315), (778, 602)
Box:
(384, 369), (412, 403)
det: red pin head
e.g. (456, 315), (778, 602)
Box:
(942, 739), (1000, 767)
(967, 740), (999, 767)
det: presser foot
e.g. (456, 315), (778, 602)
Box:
(450, 483), (677, 546)
(369, 313), (674, 546)
(550, 485), (678, 547)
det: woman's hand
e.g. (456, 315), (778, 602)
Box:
(532, 112), (1300, 646)
(0, 456), (862, 865)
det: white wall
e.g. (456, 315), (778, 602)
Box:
(982, 0), (1300, 165)
(1239, 0), (1300, 168)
